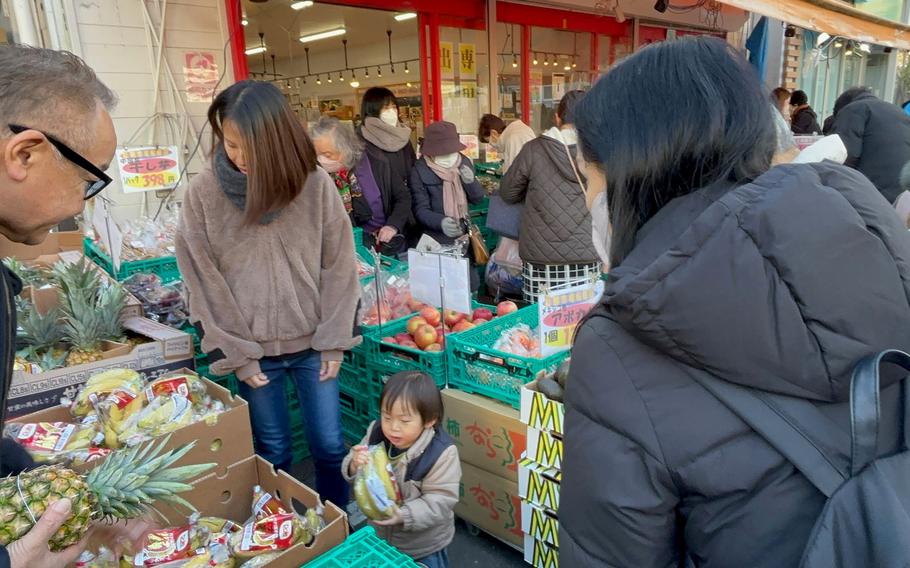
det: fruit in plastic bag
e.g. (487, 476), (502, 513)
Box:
(251, 486), (287, 522)
(135, 394), (194, 437)
(354, 445), (402, 521)
(237, 553), (282, 568)
(131, 525), (195, 566)
(230, 513), (303, 560)
(146, 372), (206, 405)
(71, 369), (144, 417)
(492, 324), (541, 357)
(4, 421), (100, 462)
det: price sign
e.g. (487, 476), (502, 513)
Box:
(538, 279), (603, 356)
(116, 146), (181, 193)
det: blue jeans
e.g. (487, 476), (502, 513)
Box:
(416, 549), (449, 568)
(238, 350), (349, 508)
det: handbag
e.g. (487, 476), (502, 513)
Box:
(485, 194), (522, 239)
(466, 220), (490, 265)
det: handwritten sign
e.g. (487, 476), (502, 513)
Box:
(538, 279), (603, 356)
(116, 146), (180, 193)
(183, 51), (219, 103)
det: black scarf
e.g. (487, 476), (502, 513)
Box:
(214, 147), (281, 225)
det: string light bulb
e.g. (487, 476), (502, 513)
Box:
(512, 54), (518, 68)
(532, 53), (538, 65)
(405, 61), (410, 74)
(377, 66), (383, 77)
(316, 75), (322, 85)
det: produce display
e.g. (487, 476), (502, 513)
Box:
(532, 358), (571, 403)
(353, 445), (402, 521)
(74, 485), (326, 567)
(4, 368), (227, 463)
(9, 258), (129, 373)
(380, 303), (514, 352)
(89, 212), (178, 261)
(359, 273), (428, 328)
(356, 257), (375, 278)
(0, 436), (214, 551)
(493, 323), (541, 358)
(123, 273), (188, 328)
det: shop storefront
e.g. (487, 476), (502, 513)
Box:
(228, 0), (735, 159)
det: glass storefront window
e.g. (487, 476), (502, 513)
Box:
(800, 41), (891, 122)
(529, 27), (592, 133)
(495, 22), (522, 122)
(439, 25), (490, 161)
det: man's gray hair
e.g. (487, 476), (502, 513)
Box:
(0, 44), (117, 150)
(310, 117), (364, 171)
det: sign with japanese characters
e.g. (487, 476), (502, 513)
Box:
(116, 146), (180, 193)
(440, 42), (454, 76)
(459, 43), (476, 77)
(538, 279), (603, 357)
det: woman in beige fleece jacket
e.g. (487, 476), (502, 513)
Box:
(176, 80), (360, 508)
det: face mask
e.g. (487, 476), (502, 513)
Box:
(317, 155), (344, 173)
(380, 108), (399, 127)
(432, 153), (460, 169)
(489, 132), (503, 151)
(590, 191), (611, 269)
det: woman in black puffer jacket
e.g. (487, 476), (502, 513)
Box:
(560, 37), (910, 567)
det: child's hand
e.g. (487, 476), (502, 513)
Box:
(351, 445), (370, 472)
(373, 505), (403, 526)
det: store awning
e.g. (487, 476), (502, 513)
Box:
(719, 0), (910, 50)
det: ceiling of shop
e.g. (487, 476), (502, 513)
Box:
(242, 1), (418, 60)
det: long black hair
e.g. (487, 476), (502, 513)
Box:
(575, 36), (775, 265)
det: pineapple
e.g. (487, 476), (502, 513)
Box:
(0, 436), (215, 551)
(18, 303), (63, 354)
(63, 306), (108, 366)
(52, 258), (101, 306)
(97, 283), (127, 342)
(3, 257), (49, 287)
(35, 349), (67, 371)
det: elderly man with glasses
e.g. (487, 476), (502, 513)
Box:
(0, 45), (123, 568)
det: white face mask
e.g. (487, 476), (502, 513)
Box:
(590, 191), (611, 269)
(317, 155), (344, 173)
(432, 153), (460, 169)
(380, 108), (399, 127)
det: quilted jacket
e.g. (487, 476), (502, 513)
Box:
(499, 135), (598, 265)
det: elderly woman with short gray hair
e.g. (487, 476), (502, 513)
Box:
(311, 117), (410, 253)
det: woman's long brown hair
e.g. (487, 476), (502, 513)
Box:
(208, 80), (317, 225)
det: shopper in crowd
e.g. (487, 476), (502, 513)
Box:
(831, 86), (910, 204)
(0, 45), (156, 568)
(771, 103), (800, 164)
(343, 371), (460, 568)
(311, 117), (410, 255)
(478, 114), (536, 173)
(359, 87), (416, 249)
(789, 89), (821, 134)
(771, 86), (791, 120)
(410, 121), (485, 245)
(562, 36), (910, 567)
(176, 80), (360, 509)
(499, 90), (600, 302)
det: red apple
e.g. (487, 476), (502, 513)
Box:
(394, 332), (412, 344)
(444, 309), (466, 328)
(420, 307), (442, 327)
(406, 316), (428, 335)
(437, 334), (446, 348)
(413, 325), (438, 349)
(497, 301), (519, 316)
(400, 340), (418, 349)
(424, 343), (444, 352)
(452, 320), (476, 333)
(382, 336), (398, 344)
(472, 308), (494, 322)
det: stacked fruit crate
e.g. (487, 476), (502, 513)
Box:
(518, 378), (564, 568)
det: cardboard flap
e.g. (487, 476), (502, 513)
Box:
(0, 231), (83, 260)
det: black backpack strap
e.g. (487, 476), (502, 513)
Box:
(406, 427), (455, 483)
(689, 371), (848, 497)
(849, 350), (910, 475)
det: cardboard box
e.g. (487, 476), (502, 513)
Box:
(163, 455), (348, 568)
(442, 389), (527, 482)
(0, 231), (83, 259)
(521, 500), (558, 548)
(526, 427), (563, 471)
(520, 381), (564, 436)
(7, 317), (193, 417)
(524, 534), (559, 568)
(519, 455), (561, 512)
(8, 374), (252, 480)
(455, 461), (523, 549)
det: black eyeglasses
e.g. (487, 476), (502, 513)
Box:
(8, 124), (112, 199)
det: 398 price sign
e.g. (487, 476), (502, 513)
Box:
(116, 146), (180, 193)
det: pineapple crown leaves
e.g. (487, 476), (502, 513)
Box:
(84, 435), (215, 522)
(53, 258), (102, 310)
(19, 304), (64, 351)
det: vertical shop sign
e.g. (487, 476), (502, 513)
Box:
(183, 51), (219, 103)
(440, 42), (455, 77)
(459, 43), (476, 78)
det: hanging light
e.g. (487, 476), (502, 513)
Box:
(406, 81), (412, 87)
(394, 12), (417, 21)
(290, 0), (313, 9)
(316, 75), (322, 85)
(299, 27), (346, 44)
(816, 32), (831, 47)
(365, 67), (370, 78)
(391, 63), (396, 73)
(241, 16), (248, 26)
(377, 66), (383, 77)
(245, 46), (267, 55)
(350, 80), (360, 88)
(327, 74), (332, 83)
(859, 42), (871, 54)
(338, 71), (344, 81)
(404, 61), (410, 74)
(532, 53), (539, 65)
(302, 76), (307, 84)
(834, 40), (844, 48)
(512, 54), (518, 68)
(571, 58), (577, 68)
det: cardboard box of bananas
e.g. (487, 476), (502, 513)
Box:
(4, 368), (226, 466)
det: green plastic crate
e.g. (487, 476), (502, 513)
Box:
(83, 237), (181, 284)
(353, 226), (364, 246)
(448, 306), (570, 409)
(357, 245), (406, 285)
(304, 526), (420, 567)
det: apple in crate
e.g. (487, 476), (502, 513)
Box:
(424, 343), (443, 352)
(472, 308), (494, 322)
(420, 307), (442, 327)
(497, 301), (518, 316)
(383, 336), (398, 344)
(444, 309), (466, 328)
(413, 325), (439, 349)
(407, 316), (428, 335)
(452, 320), (475, 333)
(394, 332), (412, 344)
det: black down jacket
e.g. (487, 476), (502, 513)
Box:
(832, 91), (910, 204)
(499, 135), (599, 265)
(560, 162), (910, 567)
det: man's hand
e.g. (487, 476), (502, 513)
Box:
(320, 361), (341, 381)
(377, 226), (398, 243)
(7, 498), (86, 568)
(242, 372), (270, 389)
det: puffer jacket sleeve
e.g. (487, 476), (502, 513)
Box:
(499, 142), (533, 205)
(411, 164), (446, 232)
(560, 316), (681, 568)
(833, 104), (868, 169)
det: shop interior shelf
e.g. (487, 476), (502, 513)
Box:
(304, 526), (420, 567)
(448, 306), (570, 409)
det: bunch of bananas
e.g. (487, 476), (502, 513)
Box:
(354, 445), (402, 521)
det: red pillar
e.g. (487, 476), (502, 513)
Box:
(521, 24), (530, 124)
(419, 13), (431, 127)
(226, 0), (248, 81)
(590, 33), (599, 81)
(429, 13), (443, 122)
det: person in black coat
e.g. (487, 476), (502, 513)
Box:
(562, 36), (910, 567)
(358, 87), (417, 249)
(789, 89), (821, 134)
(410, 121), (485, 245)
(831, 86), (910, 204)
